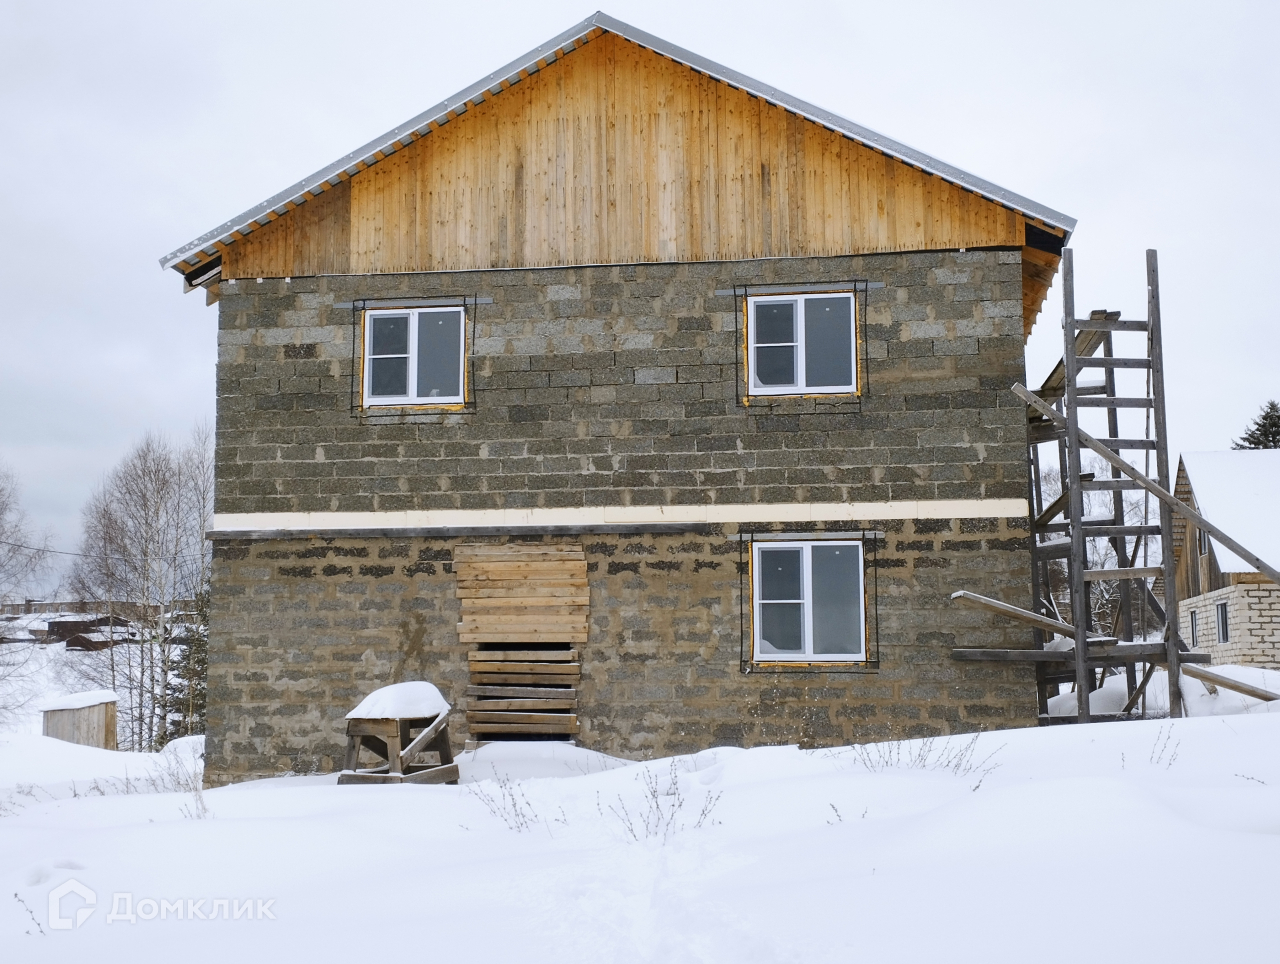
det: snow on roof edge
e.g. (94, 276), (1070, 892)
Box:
(40, 690), (119, 712)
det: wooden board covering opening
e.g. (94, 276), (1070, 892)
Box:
(456, 543), (587, 737)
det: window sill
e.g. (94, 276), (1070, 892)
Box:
(741, 660), (879, 675)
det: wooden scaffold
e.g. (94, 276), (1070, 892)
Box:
(951, 249), (1280, 722)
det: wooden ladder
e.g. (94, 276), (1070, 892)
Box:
(1026, 249), (1182, 722)
(454, 543), (588, 739)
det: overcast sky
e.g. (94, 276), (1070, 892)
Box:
(1, 0), (1277, 573)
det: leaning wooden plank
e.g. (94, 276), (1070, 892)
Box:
(398, 712), (449, 765)
(467, 722), (581, 735)
(1014, 382), (1280, 586)
(950, 590), (1112, 641)
(466, 685), (577, 699)
(466, 699), (577, 711)
(468, 650), (578, 662)
(466, 712), (579, 725)
(464, 661), (580, 675)
(1182, 664), (1279, 702)
(1121, 662), (1159, 714)
(401, 763), (460, 785)
(469, 672), (582, 686)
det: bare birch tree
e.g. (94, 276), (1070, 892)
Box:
(0, 459), (51, 603)
(0, 459), (53, 726)
(64, 426), (213, 750)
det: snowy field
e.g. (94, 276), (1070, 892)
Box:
(3, 691), (1279, 963)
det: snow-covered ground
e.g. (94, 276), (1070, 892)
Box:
(3, 707), (1279, 962)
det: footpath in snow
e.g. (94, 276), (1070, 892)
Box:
(2, 692), (1279, 963)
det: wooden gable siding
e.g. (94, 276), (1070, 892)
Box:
(223, 31), (1024, 280)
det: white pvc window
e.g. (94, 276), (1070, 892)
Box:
(752, 541), (866, 661)
(1216, 602), (1229, 643)
(747, 292), (857, 395)
(364, 308), (465, 407)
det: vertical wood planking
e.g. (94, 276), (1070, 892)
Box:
(224, 32), (1025, 281)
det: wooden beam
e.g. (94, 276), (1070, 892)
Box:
(1081, 567), (1164, 582)
(950, 590), (1111, 641)
(1181, 664), (1279, 702)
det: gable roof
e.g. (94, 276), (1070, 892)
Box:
(1179, 450), (1280, 573)
(159, 10), (1075, 276)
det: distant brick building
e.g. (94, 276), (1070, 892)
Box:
(1174, 451), (1280, 668)
(161, 13), (1075, 786)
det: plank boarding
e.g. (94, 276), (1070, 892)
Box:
(457, 543), (588, 737)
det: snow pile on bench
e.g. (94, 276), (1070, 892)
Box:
(346, 681), (450, 720)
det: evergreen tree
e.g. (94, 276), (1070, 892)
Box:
(163, 592), (208, 744)
(1232, 400), (1280, 449)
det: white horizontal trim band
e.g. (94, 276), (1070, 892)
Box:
(211, 499), (1028, 535)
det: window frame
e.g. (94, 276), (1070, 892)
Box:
(1216, 601), (1229, 643)
(360, 306), (468, 409)
(750, 539), (867, 663)
(745, 291), (859, 398)
(1190, 610), (1199, 647)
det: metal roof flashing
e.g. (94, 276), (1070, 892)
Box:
(159, 10), (1075, 274)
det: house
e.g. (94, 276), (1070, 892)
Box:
(160, 12), (1075, 786)
(1173, 451), (1280, 667)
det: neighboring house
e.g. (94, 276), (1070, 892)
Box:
(160, 12), (1076, 786)
(1174, 451), (1280, 668)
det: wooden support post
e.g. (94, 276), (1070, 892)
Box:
(1147, 250), (1182, 719)
(1061, 251), (1092, 723)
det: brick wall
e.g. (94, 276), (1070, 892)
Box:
(206, 518), (1034, 786)
(214, 251), (1027, 514)
(1180, 583), (1280, 668)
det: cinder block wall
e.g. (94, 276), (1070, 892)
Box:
(207, 520), (1033, 786)
(1180, 584), (1280, 668)
(214, 251), (1028, 513)
(207, 250), (1037, 785)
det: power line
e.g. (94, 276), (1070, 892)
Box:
(0, 537), (208, 564)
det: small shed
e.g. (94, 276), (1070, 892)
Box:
(41, 690), (119, 750)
